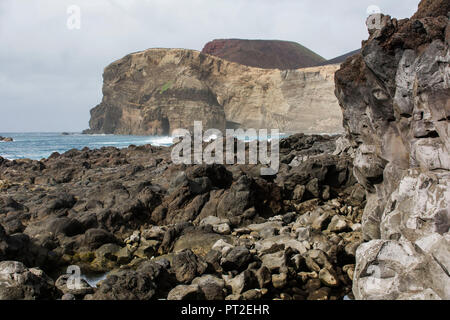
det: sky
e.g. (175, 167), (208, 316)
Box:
(0, 0), (420, 132)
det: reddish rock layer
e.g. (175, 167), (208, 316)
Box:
(202, 39), (325, 70)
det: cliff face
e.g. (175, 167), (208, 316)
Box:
(86, 49), (343, 135)
(201, 39), (325, 70)
(335, 0), (450, 300)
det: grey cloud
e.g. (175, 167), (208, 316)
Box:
(0, 0), (419, 132)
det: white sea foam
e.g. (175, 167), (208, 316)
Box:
(149, 136), (174, 146)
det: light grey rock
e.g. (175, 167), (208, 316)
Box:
(55, 274), (94, 297)
(327, 215), (348, 233)
(335, 3), (450, 300)
(192, 274), (225, 300)
(260, 251), (287, 273)
(0, 261), (57, 300)
(224, 270), (257, 295)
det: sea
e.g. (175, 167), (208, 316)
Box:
(0, 132), (174, 160)
(0, 132), (287, 161)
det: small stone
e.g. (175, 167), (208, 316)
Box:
(307, 287), (330, 300)
(261, 251), (287, 273)
(296, 227), (310, 241)
(61, 293), (76, 300)
(221, 246), (252, 271)
(312, 211), (330, 231)
(192, 275), (225, 300)
(142, 226), (165, 240)
(319, 268), (339, 287)
(327, 215), (348, 233)
(306, 178), (320, 198)
(298, 271), (318, 282)
(280, 293), (292, 300)
(255, 266), (272, 289)
(293, 185), (306, 201)
(272, 273), (288, 289)
(242, 289), (262, 300)
(167, 284), (203, 300)
(322, 185), (330, 200)
(214, 223), (231, 235)
(343, 264), (355, 280)
(172, 249), (207, 283)
(226, 270), (257, 295)
(212, 239), (234, 255)
(304, 278), (321, 291)
(225, 294), (242, 300)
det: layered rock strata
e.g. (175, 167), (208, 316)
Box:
(85, 49), (343, 135)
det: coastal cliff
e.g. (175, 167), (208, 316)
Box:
(85, 49), (343, 135)
(335, 0), (450, 299)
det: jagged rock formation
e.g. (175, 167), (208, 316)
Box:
(201, 39), (326, 70)
(86, 49), (343, 135)
(335, 0), (450, 300)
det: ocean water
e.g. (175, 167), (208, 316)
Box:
(0, 132), (174, 160)
(0, 132), (289, 161)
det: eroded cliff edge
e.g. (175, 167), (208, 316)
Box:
(85, 49), (343, 135)
(335, 0), (450, 299)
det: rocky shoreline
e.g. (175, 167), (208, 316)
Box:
(0, 133), (364, 300)
(1, 0), (448, 301)
(0, 137), (13, 142)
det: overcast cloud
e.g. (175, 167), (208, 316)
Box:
(0, 0), (419, 132)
